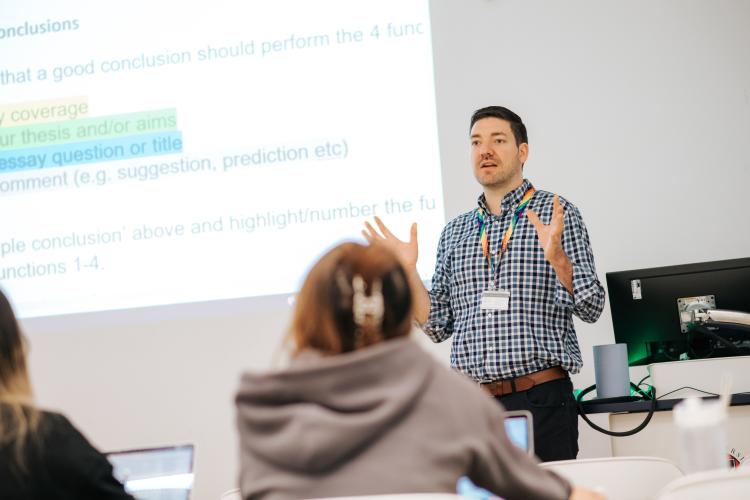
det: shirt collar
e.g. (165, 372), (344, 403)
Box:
(477, 178), (534, 215)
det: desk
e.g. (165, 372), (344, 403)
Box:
(581, 395), (750, 467)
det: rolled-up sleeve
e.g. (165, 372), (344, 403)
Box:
(422, 225), (454, 343)
(553, 202), (605, 323)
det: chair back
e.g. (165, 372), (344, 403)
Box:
(541, 456), (683, 500)
(656, 467), (750, 500)
(222, 490), (459, 500)
(308, 496), (460, 500)
(220, 488), (241, 500)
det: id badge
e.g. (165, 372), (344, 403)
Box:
(480, 289), (510, 311)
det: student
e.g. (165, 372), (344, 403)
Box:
(0, 288), (134, 500)
(235, 242), (602, 500)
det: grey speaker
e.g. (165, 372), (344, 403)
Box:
(593, 343), (630, 399)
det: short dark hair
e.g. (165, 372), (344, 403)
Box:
(470, 106), (528, 146)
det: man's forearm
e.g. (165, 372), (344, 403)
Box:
(549, 251), (574, 296)
(407, 268), (430, 324)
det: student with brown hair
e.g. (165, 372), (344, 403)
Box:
(235, 242), (602, 500)
(0, 287), (134, 500)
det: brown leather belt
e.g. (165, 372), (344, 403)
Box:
(480, 366), (567, 397)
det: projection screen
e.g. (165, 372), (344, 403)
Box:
(0, 0), (444, 319)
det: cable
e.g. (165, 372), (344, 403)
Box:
(687, 327), (715, 359)
(703, 318), (750, 334)
(576, 384), (750, 437)
(690, 325), (742, 356)
(653, 385), (750, 400)
(640, 384), (655, 399)
(656, 347), (682, 362)
(635, 375), (654, 399)
(657, 386), (719, 399)
(576, 383), (657, 437)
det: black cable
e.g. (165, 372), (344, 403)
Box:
(576, 383), (657, 437)
(657, 386), (719, 399)
(658, 347), (683, 362)
(652, 385), (750, 400)
(638, 384), (655, 399)
(576, 383), (750, 437)
(687, 327), (715, 359)
(690, 325), (741, 356)
(704, 321), (750, 335)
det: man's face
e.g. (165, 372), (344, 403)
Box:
(470, 117), (528, 190)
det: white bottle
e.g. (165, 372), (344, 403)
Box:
(672, 396), (729, 474)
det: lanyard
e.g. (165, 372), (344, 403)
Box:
(476, 187), (536, 280)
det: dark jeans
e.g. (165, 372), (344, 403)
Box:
(496, 377), (579, 462)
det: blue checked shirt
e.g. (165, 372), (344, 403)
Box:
(423, 179), (605, 381)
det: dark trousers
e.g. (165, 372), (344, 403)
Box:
(495, 377), (579, 462)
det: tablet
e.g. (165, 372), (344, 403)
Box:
(504, 410), (534, 455)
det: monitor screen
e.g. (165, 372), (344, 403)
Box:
(107, 445), (194, 500)
(606, 257), (750, 366)
(503, 410), (533, 455)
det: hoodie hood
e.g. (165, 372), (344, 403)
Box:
(235, 338), (434, 473)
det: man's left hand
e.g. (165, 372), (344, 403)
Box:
(527, 194), (565, 263)
(527, 195), (574, 294)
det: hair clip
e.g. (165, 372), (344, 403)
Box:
(352, 275), (384, 329)
(335, 270), (353, 307)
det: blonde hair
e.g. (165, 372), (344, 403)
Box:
(289, 242), (412, 355)
(0, 288), (40, 472)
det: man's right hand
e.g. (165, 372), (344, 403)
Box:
(362, 216), (419, 271)
(363, 216), (430, 323)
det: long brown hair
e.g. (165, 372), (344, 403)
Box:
(289, 242), (412, 355)
(0, 287), (39, 471)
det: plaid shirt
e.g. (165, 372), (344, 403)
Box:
(423, 179), (605, 381)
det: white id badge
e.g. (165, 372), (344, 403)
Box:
(480, 290), (510, 311)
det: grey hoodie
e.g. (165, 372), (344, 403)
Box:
(236, 338), (570, 500)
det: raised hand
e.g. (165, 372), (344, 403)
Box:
(527, 195), (573, 294)
(527, 194), (565, 263)
(362, 216), (418, 270)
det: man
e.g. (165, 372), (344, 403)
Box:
(363, 106), (605, 461)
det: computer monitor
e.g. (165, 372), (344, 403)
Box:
(107, 444), (194, 500)
(607, 257), (750, 366)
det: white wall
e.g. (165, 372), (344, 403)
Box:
(23, 1), (750, 499)
(430, 0), (750, 388)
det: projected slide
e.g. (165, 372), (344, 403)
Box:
(0, 0), (444, 318)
